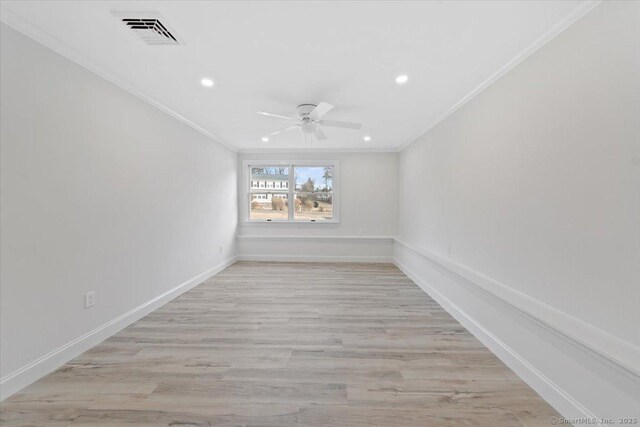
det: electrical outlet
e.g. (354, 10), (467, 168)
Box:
(85, 291), (96, 308)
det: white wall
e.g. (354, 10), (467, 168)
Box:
(2, 0), (637, 419)
(237, 152), (398, 261)
(395, 1), (639, 419)
(0, 24), (238, 398)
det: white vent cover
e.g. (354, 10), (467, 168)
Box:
(113, 12), (181, 46)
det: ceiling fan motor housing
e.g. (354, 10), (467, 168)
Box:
(297, 104), (318, 133)
(296, 104), (317, 119)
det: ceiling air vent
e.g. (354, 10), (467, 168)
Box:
(113, 13), (181, 46)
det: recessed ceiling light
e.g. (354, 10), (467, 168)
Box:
(395, 74), (408, 85)
(363, 136), (371, 142)
(261, 137), (269, 142)
(200, 78), (214, 87)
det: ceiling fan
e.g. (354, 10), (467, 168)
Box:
(257, 102), (362, 140)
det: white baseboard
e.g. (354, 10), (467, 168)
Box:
(0, 256), (237, 401)
(4, 243), (638, 422)
(393, 239), (639, 377)
(393, 241), (640, 423)
(237, 254), (393, 263)
(394, 258), (593, 420)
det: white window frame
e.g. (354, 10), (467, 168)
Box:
(242, 160), (339, 223)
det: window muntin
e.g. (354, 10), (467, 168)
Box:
(246, 163), (336, 223)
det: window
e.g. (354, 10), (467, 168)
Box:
(245, 162), (338, 223)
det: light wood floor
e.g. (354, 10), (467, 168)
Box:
(1, 262), (557, 426)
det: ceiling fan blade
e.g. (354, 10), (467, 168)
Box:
(268, 124), (301, 136)
(319, 119), (362, 130)
(308, 102), (334, 121)
(257, 111), (299, 121)
(314, 126), (327, 141)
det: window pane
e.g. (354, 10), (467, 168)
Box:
(294, 166), (333, 192)
(294, 193), (333, 221)
(250, 193), (289, 221)
(249, 166), (289, 221)
(250, 166), (289, 189)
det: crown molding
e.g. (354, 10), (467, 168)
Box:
(0, 6), (238, 153)
(237, 235), (394, 242)
(1, 1), (602, 155)
(397, 0), (603, 152)
(238, 147), (399, 154)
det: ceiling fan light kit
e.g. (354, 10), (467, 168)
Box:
(258, 102), (362, 142)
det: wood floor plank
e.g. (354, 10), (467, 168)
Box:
(0, 261), (558, 426)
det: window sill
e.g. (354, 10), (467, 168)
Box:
(241, 220), (339, 225)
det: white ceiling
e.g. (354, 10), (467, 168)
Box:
(1, 1), (594, 152)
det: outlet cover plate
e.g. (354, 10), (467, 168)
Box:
(85, 291), (96, 308)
